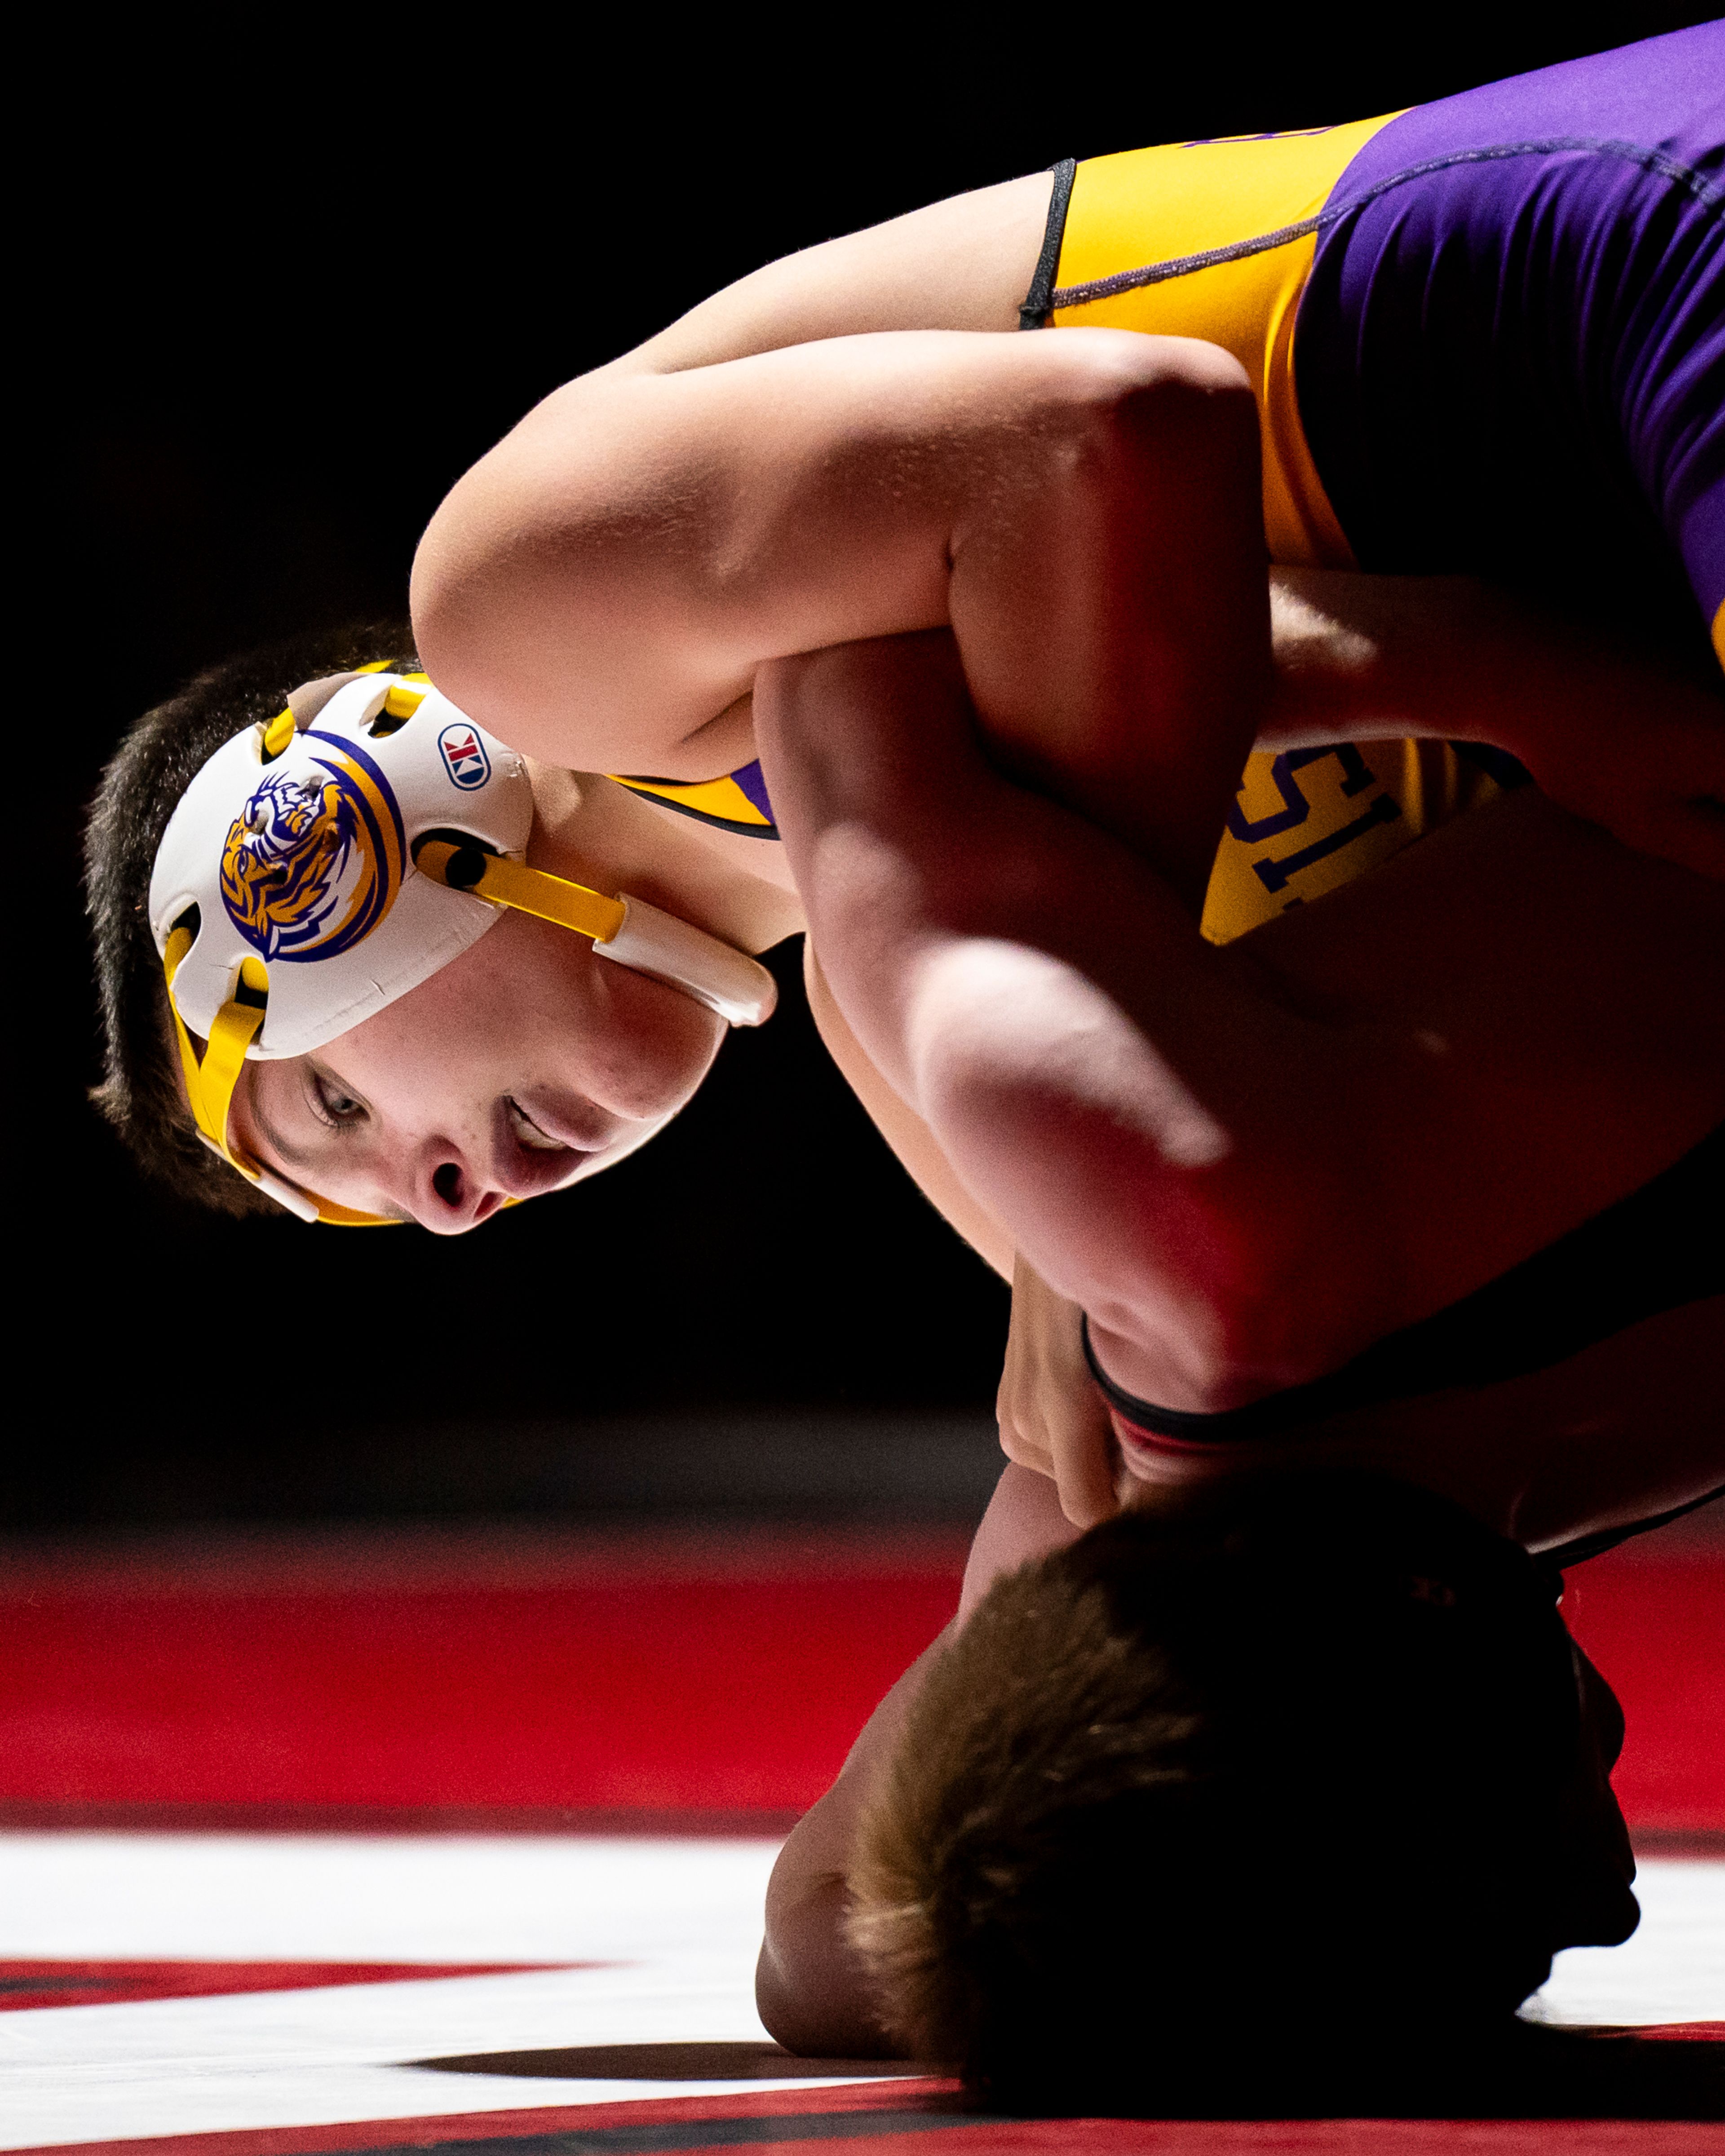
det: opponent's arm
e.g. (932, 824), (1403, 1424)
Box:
(759, 629), (1381, 1410)
(756, 1635), (944, 2058)
(800, 573), (1725, 1518)
(1263, 569), (1725, 879)
(413, 326), (1269, 909)
(756, 630), (1725, 1420)
(757, 1464), (1076, 2056)
(806, 941), (1154, 1526)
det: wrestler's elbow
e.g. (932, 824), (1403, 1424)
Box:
(919, 1010), (1386, 1405)
(410, 465), (518, 720)
(756, 1873), (897, 2059)
(1027, 325), (1252, 411)
(411, 444), (599, 754)
(1092, 1169), (1396, 1411)
(1016, 333), (1257, 508)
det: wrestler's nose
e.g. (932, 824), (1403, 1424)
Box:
(405, 1141), (492, 1235)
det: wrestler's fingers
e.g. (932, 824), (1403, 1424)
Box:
(996, 1419), (1056, 1478)
(995, 1373), (1056, 1479)
(1048, 1385), (1122, 1529)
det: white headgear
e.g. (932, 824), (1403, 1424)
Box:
(149, 670), (777, 1224)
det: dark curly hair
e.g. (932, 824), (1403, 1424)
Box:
(84, 623), (417, 1216)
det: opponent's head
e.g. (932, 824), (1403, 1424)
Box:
(87, 627), (775, 1227)
(849, 1475), (1636, 2107)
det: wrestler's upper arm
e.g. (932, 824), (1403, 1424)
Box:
(410, 325), (1258, 843)
(597, 172), (1057, 376)
(409, 331), (1004, 772)
(805, 941), (1015, 1281)
(757, 1625), (952, 2055)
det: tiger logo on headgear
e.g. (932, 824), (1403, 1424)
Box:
(220, 737), (404, 963)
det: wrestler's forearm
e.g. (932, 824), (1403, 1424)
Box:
(943, 340), (1271, 909)
(756, 632), (1385, 1404)
(1261, 567), (1725, 879)
(757, 1632), (953, 2057)
(1263, 568), (1724, 756)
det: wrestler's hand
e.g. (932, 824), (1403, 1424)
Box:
(996, 1255), (1121, 1529)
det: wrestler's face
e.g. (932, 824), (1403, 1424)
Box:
(230, 905), (725, 1231)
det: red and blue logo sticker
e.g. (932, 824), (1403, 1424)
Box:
(438, 724), (492, 791)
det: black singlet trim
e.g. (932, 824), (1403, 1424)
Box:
(1051, 136), (1724, 313)
(1020, 158), (1078, 329)
(1083, 1120), (1725, 1443)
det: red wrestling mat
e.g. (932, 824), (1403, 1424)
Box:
(0, 2081), (968, 2156)
(0, 1523), (1718, 1830)
(1559, 1541), (1725, 1837)
(18, 2081), (1725, 2156)
(0, 1529), (969, 1821)
(0, 1960), (589, 2012)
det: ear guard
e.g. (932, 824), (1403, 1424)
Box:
(149, 671), (777, 1224)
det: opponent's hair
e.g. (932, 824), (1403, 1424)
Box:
(84, 623), (418, 1216)
(849, 1475), (1589, 2110)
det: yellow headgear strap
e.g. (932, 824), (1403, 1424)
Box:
(163, 917), (394, 1227)
(413, 839), (626, 941)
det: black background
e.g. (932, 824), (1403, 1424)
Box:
(23, 8), (1711, 1525)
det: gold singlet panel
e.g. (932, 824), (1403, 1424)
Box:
(1042, 118), (1398, 566)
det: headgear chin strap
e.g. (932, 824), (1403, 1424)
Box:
(413, 841), (779, 1027)
(163, 926), (383, 1224)
(152, 669), (778, 1226)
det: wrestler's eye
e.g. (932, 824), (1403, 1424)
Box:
(306, 1069), (367, 1130)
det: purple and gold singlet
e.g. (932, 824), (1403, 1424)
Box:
(1039, 26), (1724, 658)
(615, 31), (1721, 948)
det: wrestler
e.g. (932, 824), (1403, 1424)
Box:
(91, 613), (1721, 2089)
(723, 35), (1725, 2068)
(748, 626), (1723, 2086)
(770, 1465), (1670, 2106)
(91, 591), (1720, 2105)
(88, 596), (1542, 1223)
(95, 28), (1722, 1232)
